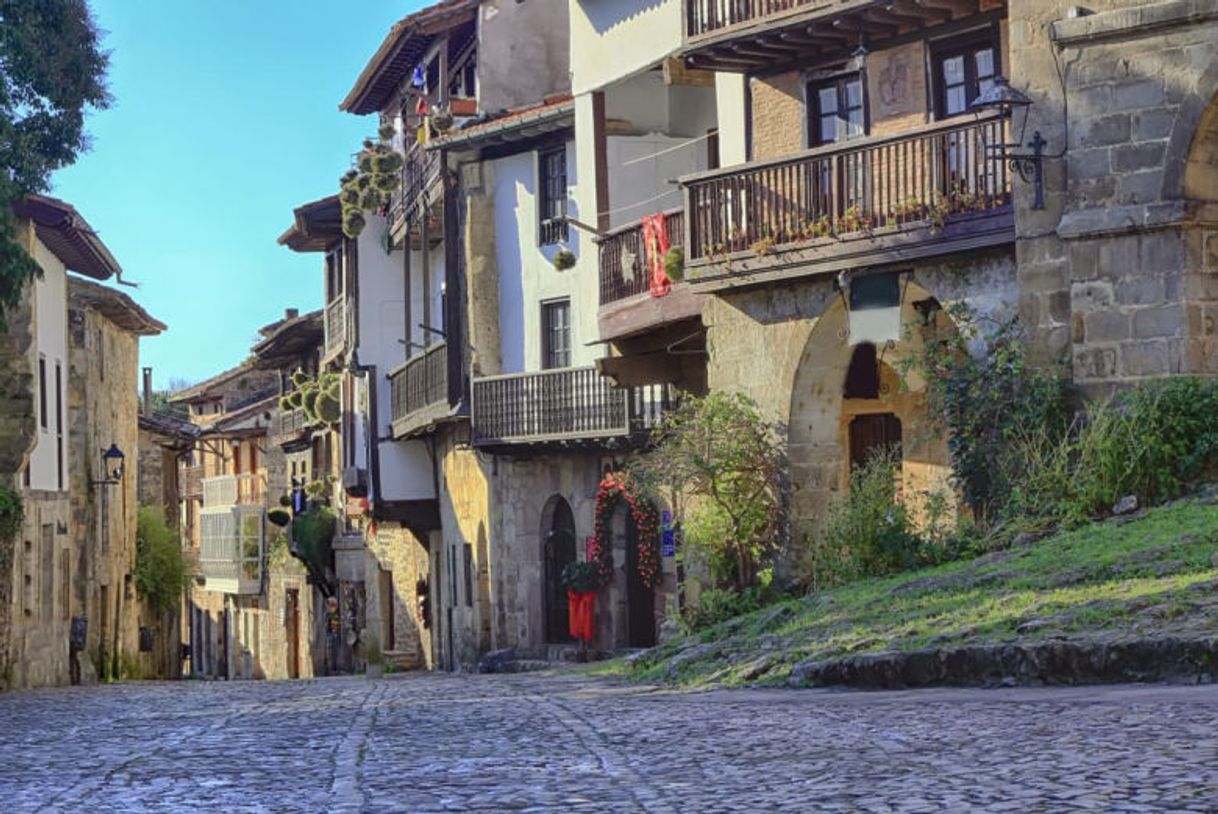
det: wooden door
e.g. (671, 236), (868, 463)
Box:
(849, 413), (902, 469)
(544, 500), (577, 644)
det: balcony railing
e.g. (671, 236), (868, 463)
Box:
(324, 297), (348, 359)
(198, 505), (264, 595)
(182, 464), (203, 499)
(388, 147), (442, 236)
(202, 474), (266, 509)
(471, 366), (672, 447)
(686, 0), (832, 38)
(389, 341), (448, 437)
(270, 406), (313, 446)
(598, 209), (685, 307)
(684, 117), (1011, 265)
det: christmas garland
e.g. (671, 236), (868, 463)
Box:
(591, 471), (661, 590)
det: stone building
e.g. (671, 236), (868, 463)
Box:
(2, 195), (166, 689)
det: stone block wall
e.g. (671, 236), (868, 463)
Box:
(1009, 0), (1218, 392)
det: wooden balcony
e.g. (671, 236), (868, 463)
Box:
(198, 504), (264, 595)
(471, 366), (671, 449)
(270, 406), (314, 447)
(387, 147), (443, 245)
(182, 464), (203, 500)
(389, 341), (450, 439)
(682, 0), (1004, 73)
(681, 117), (1014, 290)
(202, 474), (267, 509)
(597, 209), (706, 341)
(324, 296), (348, 360)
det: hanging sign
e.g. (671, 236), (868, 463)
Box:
(848, 272), (902, 346)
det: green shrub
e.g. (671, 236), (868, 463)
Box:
(291, 506), (335, 585)
(135, 506), (193, 613)
(561, 561), (600, 593)
(680, 586), (764, 633)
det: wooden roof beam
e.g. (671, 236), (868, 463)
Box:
(886, 0), (950, 25)
(777, 29), (843, 47)
(833, 13), (899, 40)
(864, 6), (921, 30)
(915, 0), (979, 17)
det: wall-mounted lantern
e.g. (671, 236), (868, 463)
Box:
(91, 444), (125, 487)
(971, 76), (1047, 210)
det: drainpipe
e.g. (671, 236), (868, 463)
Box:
(142, 367), (153, 416)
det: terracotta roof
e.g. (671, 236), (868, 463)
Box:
(339, 0), (478, 116)
(207, 394), (279, 434)
(168, 361), (259, 404)
(252, 309), (323, 368)
(427, 95), (574, 151)
(68, 277), (166, 336)
(13, 194), (121, 281)
(279, 194), (342, 254)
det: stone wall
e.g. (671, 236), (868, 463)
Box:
(1009, 0), (1218, 393)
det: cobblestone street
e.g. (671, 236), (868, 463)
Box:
(1, 672), (1217, 813)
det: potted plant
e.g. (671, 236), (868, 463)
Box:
(664, 246), (685, 283)
(553, 248), (576, 271)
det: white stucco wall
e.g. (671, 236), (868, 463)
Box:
(354, 216), (434, 502)
(606, 134), (709, 229)
(28, 235), (68, 492)
(490, 141), (600, 373)
(715, 73), (748, 166)
(569, 0), (683, 95)
(406, 245), (446, 353)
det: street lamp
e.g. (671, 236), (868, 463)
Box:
(91, 443), (125, 487)
(971, 76), (1047, 210)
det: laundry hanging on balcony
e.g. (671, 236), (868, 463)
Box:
(411, 65), (426, 89)
(641, 212), (672, 298)
(847, 272), (902, 346)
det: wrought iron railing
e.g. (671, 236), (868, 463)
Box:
(202, 474), (266, 509)
(324, 297), (347, 359)
(389, 341), (449, 430)
(598, 209), (685, 306)
(471, 367), (672, 446)
(683, 117), (1011, 262)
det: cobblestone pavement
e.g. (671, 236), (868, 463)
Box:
(1, 672), (1217, 813)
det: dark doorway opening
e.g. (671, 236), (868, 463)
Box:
(625, 510), (656, 648)
(849, 412), (902, 469)
(285, 589), (300, 679)
(543, 497), (577, 644)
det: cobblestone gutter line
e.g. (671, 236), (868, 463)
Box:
(330, 679), (387, 812)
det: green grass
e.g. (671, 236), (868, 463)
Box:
(607, 496), (1218, 688)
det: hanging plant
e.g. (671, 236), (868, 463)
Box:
(561, 561), (600, 593)
(339, 128), (405, 238)
(553, 248), (576, 271)
(591, 471), (661, 591)
(285, 369), (342, 427)
(664, 246), (684, 283)
(268, 509), (291, 527)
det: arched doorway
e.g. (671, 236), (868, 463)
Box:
(541, 496), (576, 644)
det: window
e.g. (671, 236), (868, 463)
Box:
(38, 356), (47, 430)
(934, 32), (998, 118)
(541, 299), (571, 370)
(538, 146), (568, 245)
(55, 362), (64, 490)
(808, 74), (866, 146)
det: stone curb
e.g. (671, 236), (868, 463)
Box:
(788, 637), (1218, 690)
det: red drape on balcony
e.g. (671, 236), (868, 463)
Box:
(642, 212), (671, 298)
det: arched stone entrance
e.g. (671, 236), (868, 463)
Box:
(540, 495), (576, 644)
(787, 277), (954, 530)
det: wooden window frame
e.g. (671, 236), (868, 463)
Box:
(931, 28), (1000, 120)
(806, 72), (868, 148)
(538, 145), (568, 246)
(540, 298), (571, 370)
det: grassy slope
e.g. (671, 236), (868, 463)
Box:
(608, 496), (1218, 688)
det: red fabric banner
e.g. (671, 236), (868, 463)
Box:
(567, 590), (596, 644)
(641, 213), (671, 298)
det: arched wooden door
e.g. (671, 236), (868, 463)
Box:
(543, 497), (576, 643)
(624, 510), (656, 648)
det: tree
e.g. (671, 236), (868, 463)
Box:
(135, 506), (193, 613)
(631, 392), (786, 591)
(0, 0), (110, 320)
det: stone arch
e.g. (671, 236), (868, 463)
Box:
(1182, 88), (1218, 203)
(1163, 54), (1218, 203)
(787, 277), (955, 529)
(539, 494), (576, 644)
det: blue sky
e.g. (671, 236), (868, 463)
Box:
(50, 0), (417, 388)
